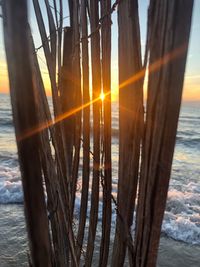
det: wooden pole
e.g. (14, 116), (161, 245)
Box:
(76, 0), (90, 263)
(58, 0), (63, 81)
(32, 0), (59, 115)
(44, 0), (57, 71)
(2, 1), (52, 266)
(112, 0), (143, 266)
(32, 1), (79, 265)
(68, 0), (73, 27)
(33, 0), (73, 217)
(99, 0), (112, 266)
(85, 0), (101, 265)
(60, 27), (74, 177)
(29, 28), (70, 266)
(135, 1), (194, 267)
(71, 0), (82, 214)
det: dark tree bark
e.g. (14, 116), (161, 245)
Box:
(60, 27), (75, 178)
(85, 0), (101, 266)
(135, 1), (194, 267)
(2, 0), (194, 266)
(99, 0), (112, 266)
(71, 0), (82, 214)
(76, 0), (90, 263)
(112, 0), (143, 266)
(29, 28), (71, 266)
(2, 1), (52, 266)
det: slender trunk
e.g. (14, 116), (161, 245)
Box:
(99, 0), (112, 266)
(85, 0), (101, 265)
(33, 0), (72, 214)
(60, 27), (75, 178)
(112, 0), (143, 266)
(71, 0), (82, 214)
(33, 1), (78, 264)
(32, 0), (58, 114)
(68, 0), (73, 27)
(76, 0), (90, 263)
(135, 1), (194, 267)
(44, 0), (57, 71)
(29, 28), (70, 266)
(58, 0), (63, 80)
(2, 1), (52, 266)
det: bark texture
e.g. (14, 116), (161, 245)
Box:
(2, 1), (52, 266)
(112, 1), (143, 265)
(135, 1), (194, 267)
(76, 0), (90, 263)
(2, 0), (194, 266)
(99, 0), (112, 266)
(85, 0), (101, 265)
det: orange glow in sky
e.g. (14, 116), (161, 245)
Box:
(0, 56), (199, 101)
(0, 0), (200, 102)
(10, 43), (198, 142)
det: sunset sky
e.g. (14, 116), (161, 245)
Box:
(0, 0), (199, 101)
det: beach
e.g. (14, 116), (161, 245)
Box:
(0, 94), (200, 266)
(1, 205), (200, 267)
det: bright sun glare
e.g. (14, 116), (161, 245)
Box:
(100, 92), (105, 101)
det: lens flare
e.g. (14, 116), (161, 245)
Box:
(100, 92), (105, 101)
(17, 44), (186, 142)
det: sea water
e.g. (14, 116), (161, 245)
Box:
(0, 93), (200, 266)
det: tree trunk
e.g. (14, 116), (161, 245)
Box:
(112, 0), (143, 266)
(135, 1), (194, 267)
(76, 0), (90, 263)
(85, 0), (101, 265)
(29, 28), (70, 267)
(99, 0), (112, 266)
(71, 0), (82, 214)
(2, 1), (52, 266)
(60, 27), (75, 178)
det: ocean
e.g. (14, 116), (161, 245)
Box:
(0, 93), (200, 266)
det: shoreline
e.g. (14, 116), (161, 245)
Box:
(0, 204), (200, 267)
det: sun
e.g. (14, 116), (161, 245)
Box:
(100, 92), (105, 101)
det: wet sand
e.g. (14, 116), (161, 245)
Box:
(0, 205), (200, 267)
(157, 237), (200, 267)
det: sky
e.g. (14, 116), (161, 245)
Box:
(0, 0), (200, 101)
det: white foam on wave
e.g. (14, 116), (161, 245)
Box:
(0, 165), (23, 204)
(1, 164), (200, 245)
(74, 181), (200, 245)
(0, 165), (19, 180)
(163, 186), (200, 244)
(0, 180), (23, 204)
(162, 214), (200, 245)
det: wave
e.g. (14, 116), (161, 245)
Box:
(162, 186), (200, 245)
(0, 153), (18, 164)
(0, 141), (199, 246)
(0, 180), (23, 204)
(180, 115), (200, 120)
(176, 136), (200, 147)
(162, 213), (200, 245)
(177, 129), (200, 137)
(0, 164), (19, 178)
(76, 184), (200, 245)
(0, 117), (13, 127)
(111, 129), (200, 144)
(1, 178), (200, 245)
